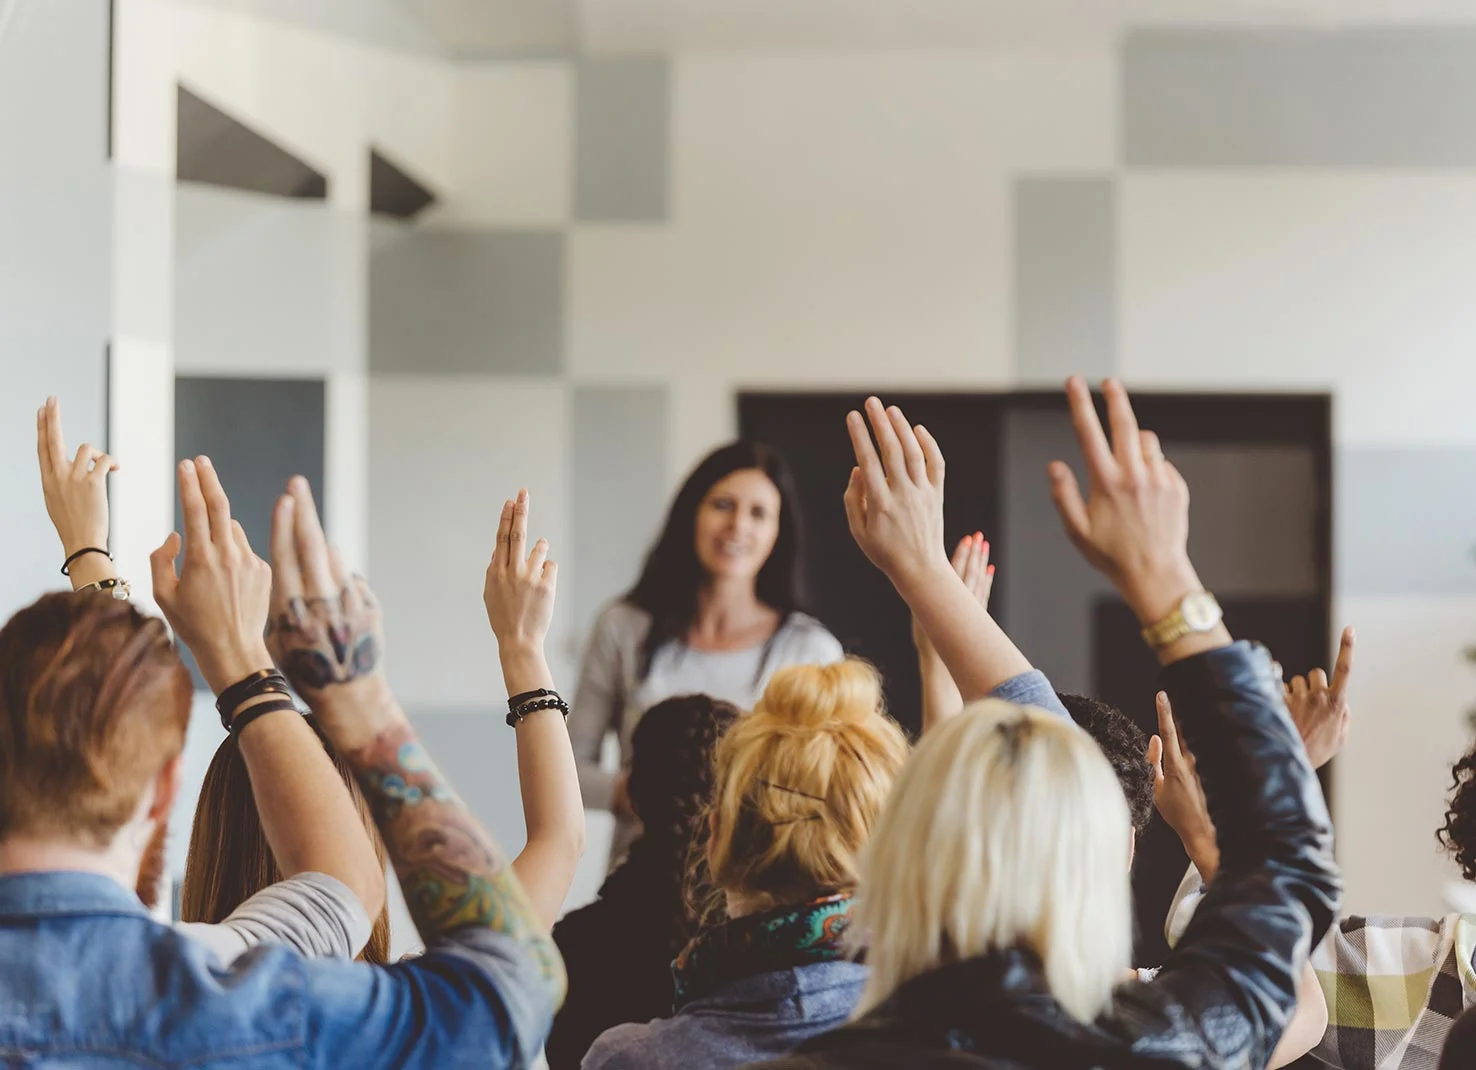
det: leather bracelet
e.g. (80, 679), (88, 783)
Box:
(230, 696), (301, 737)
(215, 669), (292, 730)
(506, 694), (569, 727)
(61, 547), (110, 576)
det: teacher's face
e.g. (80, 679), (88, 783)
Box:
(694, 468), (782, 585)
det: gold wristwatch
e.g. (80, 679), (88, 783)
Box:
(1141, 591), (1222, 651)
(77, 577), (131, 600)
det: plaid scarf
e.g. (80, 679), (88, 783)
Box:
(671, 893), (855, 1009)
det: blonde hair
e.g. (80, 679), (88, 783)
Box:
(853, 700), (1133, 1024)
(704, 658), (909, 918)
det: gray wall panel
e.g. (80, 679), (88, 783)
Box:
(1125, 27), (1476, 167)
(575, 57), (671, 222)
(370, 227), (564, 375)
(1014, 176), (1116, 385)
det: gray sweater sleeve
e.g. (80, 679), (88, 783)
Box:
(176, 871), (372, 965)
(569, 605), (634, 809)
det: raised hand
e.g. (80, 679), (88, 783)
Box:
(1286, 626), (1355, 770)
(1048, 379), (1205, 628)
(913, 533), (993, 654)
(150, 458), (273, 693)
(1150, 690), (1220, 881)
(265, 477), (386, 734)
(483, 489), (558, 652)
(36, 397), (119, 585)
(843, 396), (948, 587)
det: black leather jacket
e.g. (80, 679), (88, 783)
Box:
(747, 641), (1342, 1069)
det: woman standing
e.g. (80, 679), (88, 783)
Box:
(571, 441), (842, 860)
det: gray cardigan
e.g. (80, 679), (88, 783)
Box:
(581, 961), (869, 1070)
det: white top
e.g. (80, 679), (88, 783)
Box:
(570, 601), (845, 812)
(175, 871), (372, 965)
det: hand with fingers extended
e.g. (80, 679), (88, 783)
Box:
(150, 458), (274, 694)
(912, 533), (993, 656)
(1149, 690), (1221, 881)
(843, 396), (949, 588)
(1286, 626), (1355, 770)
(264, 477), (386, 728)
(484, 489), (558, 654)
(36, 397), (120, 586)
(1049, 380), (1198, 620)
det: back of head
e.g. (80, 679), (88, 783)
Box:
(620, 694), (740, 953)
(1440, 1005), (1476, 1070)
(855, 700), (1133, 1025)
(0, 592), (191, 846)
(1056, 692), (1155, 835)
(1439, 742), (1476, 882)
(181, 719), (391, 964)
(706, 658), (909, 915)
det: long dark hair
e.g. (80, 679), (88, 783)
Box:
(1439, 742), (1476, 881)
(603, 694), (740, 957)
(625, 441), (811, 680)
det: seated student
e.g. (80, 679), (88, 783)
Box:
(1165, 627), (1476, 1070)
(36, 397), (385, 962)
(0, 445), (565, 1065)
(581, 658), (910, 1070)
(546, 693), (741, 1070)
(751, 384), (1339, 1068)
(914, 532), (1326, 1067)
(180, 720), (392, 963)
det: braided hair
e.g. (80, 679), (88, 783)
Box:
(607, 693), (741, 958)
(1438, 742), (1476, 881)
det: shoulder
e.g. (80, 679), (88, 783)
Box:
(583, 1019), (673, 1070)
(774, 614), (844, 663)
(594, 602), (654, 645)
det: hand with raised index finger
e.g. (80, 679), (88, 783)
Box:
(36, 396), (120, 566)
(265, 476), (386, 715)
(1150, 690), (1221, 880)
(1286, 626), (1356, 770)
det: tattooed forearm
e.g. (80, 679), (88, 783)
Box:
(346, 720), (565, 993)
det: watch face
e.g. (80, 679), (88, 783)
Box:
(1181, 593), (1222, 631)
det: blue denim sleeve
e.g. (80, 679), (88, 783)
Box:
(988, 670), (1069, 720)
(302, 929), (555, 1069)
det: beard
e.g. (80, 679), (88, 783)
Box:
(134, 821), (169, 911)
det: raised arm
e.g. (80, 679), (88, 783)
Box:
(843, 397), (1045, 703)
(913, 533), (993, 734)
(484, 490), (585, 928)
(262, 476), (564, 1007)
(1048, 378), (1338, 1065)
(37, 397), (120, 592)
(150, 459), (386, 933)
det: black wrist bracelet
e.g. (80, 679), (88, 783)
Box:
(216, 669), (292, 730)
(507, 687), (557, 712)
(61, 547), (110, 576)
(230, 697), (301, 737)
(506, 694), (569, 727)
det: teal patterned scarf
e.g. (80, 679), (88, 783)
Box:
(671, 893), (855, 1009)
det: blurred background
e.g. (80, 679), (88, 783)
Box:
(3, 0), (1475, 957)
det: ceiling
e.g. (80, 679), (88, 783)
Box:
(181, 0), (1476, 58)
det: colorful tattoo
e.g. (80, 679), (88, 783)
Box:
(346, 723), (564, 991)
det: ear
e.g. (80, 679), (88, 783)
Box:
(147, 753), (185, 824)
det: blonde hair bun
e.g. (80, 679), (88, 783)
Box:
(752, 659), (885, 731)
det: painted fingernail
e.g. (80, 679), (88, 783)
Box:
(987, 565), (995, 576)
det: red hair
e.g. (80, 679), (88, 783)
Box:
(0, 592), (192, 845)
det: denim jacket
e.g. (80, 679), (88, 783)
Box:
(0, 870), (554, 1068)
(582, 960), (869, 1070)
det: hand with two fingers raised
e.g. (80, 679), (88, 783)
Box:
(150, 458), (274, 694)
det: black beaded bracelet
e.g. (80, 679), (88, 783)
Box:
(506, 694), (569, 727)
(230, 696), (301, 737)
(216, 669), (293, 730)
(507, 687), (557, 711)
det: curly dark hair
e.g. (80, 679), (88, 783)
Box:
(1438, 743), (1476, 880)
(609, 693), (741, 957)
(1056, 692), (1156, 835)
